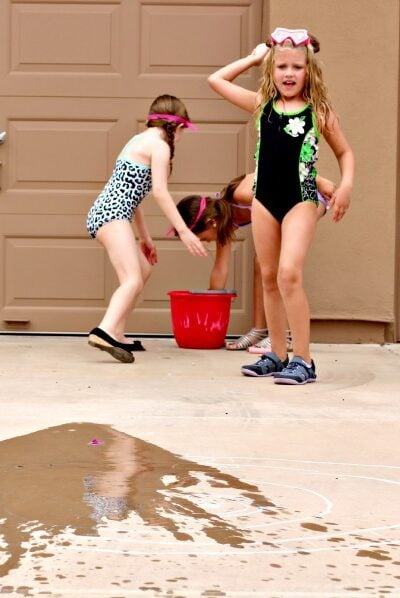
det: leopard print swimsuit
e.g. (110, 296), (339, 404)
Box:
(86, 149), (152, 238)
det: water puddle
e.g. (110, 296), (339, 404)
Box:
(301, 522), (328, 532)
(0, 423), (277, 577)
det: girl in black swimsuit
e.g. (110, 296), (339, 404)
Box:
(208, 30), (354, 384)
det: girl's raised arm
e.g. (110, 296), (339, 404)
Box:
(208, 44), (269, 113)
(323, 112), (355, 223)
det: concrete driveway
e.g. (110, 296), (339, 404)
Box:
(0, 336), (399, 597)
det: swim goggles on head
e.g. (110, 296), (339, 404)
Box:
(147, 113), (197, 130)
(166, 196), (207, 237)
(270, 27), (310, 47)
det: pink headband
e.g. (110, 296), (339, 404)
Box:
(166, 196), (207, 237)
(190, 196), (207, 229)
(147, 113), (197, 130)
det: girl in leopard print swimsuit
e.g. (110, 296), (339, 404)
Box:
(86, 94), (207, 363)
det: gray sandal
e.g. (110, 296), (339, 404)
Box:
(225, 327), (268, 351)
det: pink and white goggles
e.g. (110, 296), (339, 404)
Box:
(147, 113), (197, 130)
(270, 27), (310, 47)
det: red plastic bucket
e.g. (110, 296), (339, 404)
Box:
(168, 290), (237, 349)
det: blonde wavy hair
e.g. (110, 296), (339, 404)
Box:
(257, 39), (333, 133)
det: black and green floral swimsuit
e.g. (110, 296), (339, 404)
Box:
(254, 101), (320, 222)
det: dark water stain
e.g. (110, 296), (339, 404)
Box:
(301, 522), (328, 532)
(0, 422), (277, 577)
(356, 550), (392, 561)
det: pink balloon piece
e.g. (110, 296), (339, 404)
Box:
(90, 438), (104, 445)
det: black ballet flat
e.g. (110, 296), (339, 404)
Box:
(119, 339), (145, 352)
(89, 327), (145, 351)
(88, 327), (140, 363)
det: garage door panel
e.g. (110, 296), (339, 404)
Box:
(11, 3), (119, 72)
(0, 0), (130, 97)
(0, 228), (251, 333)
(0, 98), (127, 215)
(1, 98), (254, 216)
(1, 0), (262, 98)
(136, 0), (261, 97)
(171, 122), (251, 186)
(8, 119), (112, 185)
(141, 5), (246, 72)
(4, 237), (106, 304)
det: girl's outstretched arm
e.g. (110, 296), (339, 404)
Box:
(208, 43), (269, 113)
(209, 242), (231, 289)
(151, 141), (208, 257)
(323, 113), (355, 223)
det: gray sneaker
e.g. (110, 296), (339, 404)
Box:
(274, 357), (316, 385)
(241, 352), (289, 377)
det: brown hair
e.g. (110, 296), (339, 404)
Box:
(176, 195), (236, 246)
(146, 94), (191, 172)
(258, 33), (333, 133)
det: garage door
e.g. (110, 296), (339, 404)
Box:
(0, 0), (262, 333)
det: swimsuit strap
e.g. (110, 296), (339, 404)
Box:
(230, 202), (252, 210)
(117, 135), (151, 168)
(233, 220), (251, 228)
(116, 157), (151, 170)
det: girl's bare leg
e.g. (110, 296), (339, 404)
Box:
(251, 200), (287, 362)
(96, 220), (152, 343)
(225, 253), (267, 350)
(253, 256), (267, 329)
(279, 203), (318, 363)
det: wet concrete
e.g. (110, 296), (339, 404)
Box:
(0, 337), (399, 597)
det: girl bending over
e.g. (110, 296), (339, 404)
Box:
(87, 94), (207, 363)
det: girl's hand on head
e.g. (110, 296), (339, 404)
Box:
(250, 43), (269, 66)
(178, 228), (208, 257)
(329, 185), (351, 223)
(140, 239), (158, 265)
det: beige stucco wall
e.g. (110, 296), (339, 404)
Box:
(266, 0), (399, 338)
